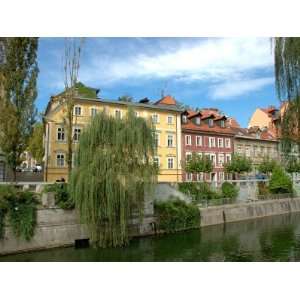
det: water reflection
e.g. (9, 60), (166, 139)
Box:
(2, 212), (300, 262)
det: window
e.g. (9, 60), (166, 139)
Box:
(74, 106), (82, 116)
(196, 136), (202, 146)
(182, 115), (187, 123)
(57, 127), (65, 141)
(115, 109), (122, 119)
(225, 138), (231, 148)
(208, 137), (215, 148)
(219, 172), (224, 181)
(186, 173), (192, 181)
(91, 108), (98, 116)
(167, 157), (174, 169)
(153, 157), (160, 167)
(152, 114), (159, 124)
(186, 152), (192, 161)
(218, 154), (224, 166)
(210, 154), (216, 166)
(225, 154), (231, 162)
(218, 138), (224, 148)
(56, 153), (65, 167)
(209, 119), (214, 127)
(220, 120), (225, 128)
(135, 111), (139, 117)
(245, 146), (251, 157)
(167, 115), (173, 124)
(73, 128), (81, 141)
(167, 135), (174, 147)
(196, 173), (204, 181)
(195, 117), (201, 125)
(185, 135), (192, 146)
(154, 133), (160, 147)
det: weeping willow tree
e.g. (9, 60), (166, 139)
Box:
(69, 109), (158, 248)
(274, 38), (300, 158)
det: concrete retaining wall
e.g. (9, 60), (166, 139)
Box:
(199, 197), (300, 227)
(0, 208), (155, 256)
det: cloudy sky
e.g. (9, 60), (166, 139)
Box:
(37, 37), (277, 127)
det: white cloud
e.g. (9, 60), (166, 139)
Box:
(210, 77), (274, 99)
(80, 37), (273, 86)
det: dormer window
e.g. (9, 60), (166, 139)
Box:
(182, 115), (187, 123)
(195, 117), (201, 125)
(208, 119), (214, 127)
(220, 120), (225, 128)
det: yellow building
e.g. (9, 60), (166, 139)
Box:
(43, 85), (183, 183)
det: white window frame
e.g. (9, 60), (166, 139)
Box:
(167, 157), (174, 169)
(167, 115), (173, 125)
(90, 107), (98, 116)
(209, 119), (214, 127)
(225, 138), (231, 148)
(153, 156), (160, 167)
(218, 138), (224, 148)
(74, 106), (82, 116)
(218, 153), (224, 166)
(182, 115), (187, 123)
(219, 172), (225, 181)
(115, 109), (122, 119)
(225, 153), (231, 163)
(73, 127), (81, 142)
(220, 120), (225, 128)
(57, 127), (65, 141)
(195, 117), (201, 125)
(152, 114), (159, 124)
(56, 153), (65, 167)
(186, 152), (192, 161)
(210, 153), (216, 166)
(196, 136), (202, 147)
(186, 173), (192, 181)
(167, 134), (174, 147)
(185, 135), (192, 146)
(209, 137), (215, 148)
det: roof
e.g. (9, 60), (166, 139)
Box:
(227, 117), (240, 128)
(232, 126), (278, 142)
(154, 95), (177, 106)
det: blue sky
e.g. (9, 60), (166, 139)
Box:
(37, 37), (277, 127)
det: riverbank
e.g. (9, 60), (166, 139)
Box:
(1, 197), (300, 256)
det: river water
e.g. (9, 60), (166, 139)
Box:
(2, 212), (300, 262)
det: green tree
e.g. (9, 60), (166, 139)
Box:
(274, 38), (300, 156)
(0, 38), (39, 181)
(185, 152), (213, 180)
(257, 156), (278, 175)
(269, 166), (293, 194)
(224, 154), (252, 179)
(28, 122), (44, 163)
(285, 157), (300, 173)
(118, 95), (133, 102)
(69, 109), (157, 248)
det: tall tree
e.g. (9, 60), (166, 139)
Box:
(69, 109), (157, 248)
(185, 152), (213, 181)
(58, 38), (84, 177)
(0, 38), (39, 181)
(28, 122), (44, 164)
(224, 154), (252, 179)
(274, 38), (300, 156)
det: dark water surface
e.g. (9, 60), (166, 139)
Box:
(2, 212), (300, 261)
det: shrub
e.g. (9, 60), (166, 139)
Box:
(0, 186), (14, 239)
(221, 182), (238, 199)
(269, 166), (293, 194)
(154, 198), (200, 233)
(44, 183), (74, 209)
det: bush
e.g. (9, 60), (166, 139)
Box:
(44, 183), (74, 209)
(0, 186), (14, 239)
(154, 198), (200, 233)
(221, 182), (238, 199)
(269, 166), (293, 194)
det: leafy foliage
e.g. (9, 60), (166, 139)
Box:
(221, 182), (238, 199)
(0, 38), (39, 180)
(118, 95), (133, 102)
(0, 186), (38, 240)
(69, 109), (157, 248)
(154, 198), (200, 233)
(44, 183), (74, 209)
(0, 186), (12, 239)
(258, 156), (278, 174)
(28, 122), (44, 163)
(224, 154), (252, 175)
(285, 157), (300, 173)
(75, 82), (98, 98)
(185, 153), (213, 174)
(269, 166), (293, 194)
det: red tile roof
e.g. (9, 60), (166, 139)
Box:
(155, 95), (177, 105)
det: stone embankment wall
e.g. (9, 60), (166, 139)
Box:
(199, 197), (300, 227)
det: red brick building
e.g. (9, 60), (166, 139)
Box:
(181, 109), (235, 182)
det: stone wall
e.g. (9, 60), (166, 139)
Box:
(199, 197), (300, 227)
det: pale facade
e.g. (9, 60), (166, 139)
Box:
(43, 94), (183, 183)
